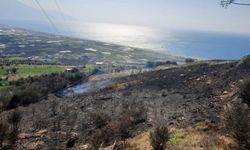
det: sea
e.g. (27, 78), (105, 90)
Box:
(65, 22), (250, 60)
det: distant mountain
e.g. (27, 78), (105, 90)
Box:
(0, 0), (73, 33)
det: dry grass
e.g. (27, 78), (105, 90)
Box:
(168, 128), (234, 150)
(123, 122), (236, 150)
(124, 131), (152, 150)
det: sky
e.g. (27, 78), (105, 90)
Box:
(1, 0), (250, 34)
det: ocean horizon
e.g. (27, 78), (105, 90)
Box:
(62, 22), (250, 60)
(7, 21), (250, 60)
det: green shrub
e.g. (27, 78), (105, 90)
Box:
(150, 124), (170, 150)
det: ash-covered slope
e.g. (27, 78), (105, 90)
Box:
(1, 56), (250, 149)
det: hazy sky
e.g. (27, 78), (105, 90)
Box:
(8, 0), (250, 33)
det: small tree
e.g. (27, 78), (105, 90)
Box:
(7, 110), (22, 145)
(150, 124), (170, 150)
(8, 110), (22, 134)
(90, 112), (111, 129)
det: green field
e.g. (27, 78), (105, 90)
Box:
(16, 65), (65, 76)
(0, 65), (66, 91)
(0, 65), (65, 77)
(7, 56), (27, 60)
(0, 69), (6, 76)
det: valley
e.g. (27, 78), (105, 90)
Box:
(0, 26), (250, 150)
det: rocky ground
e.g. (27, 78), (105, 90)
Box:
(1, 56), (250, 149)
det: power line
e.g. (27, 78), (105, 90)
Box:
(221, 0), (250, 7)
(232, 2), (250, 5)
(34, 0), (59, 33)
(54, 0), (72, 34)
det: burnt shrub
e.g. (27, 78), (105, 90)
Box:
(7, 85), (43, 109)
(90, 123), (121, 149)
(112, 101), (147, 140)
(89, 116), (131, 149)
(90, 112), (111, 129)
(88, 101), (147, 148)
(66, 137), (77, 148)
(8, 110), (22, 134)
(0, 122), (8, 147)
(225, 102), (250, 150)
(106, 116), (133, 142)
(6, 72), (85, 109)
(6, 110), (22, 145)
(116, 101), (147, 138)
(203, 85), (214, 98)
(6, 132), (18, 146)
(33, 115), (48, 131)
(50, 100), (59, 117)
(150, 124), (170, 150)
(89, 128), (106, 150)
(121, 101), (147, 124)
(239, 78), (250, 107)
(0, 92), (11, 113)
